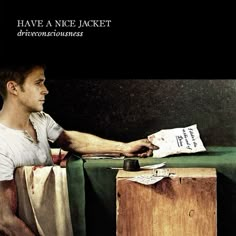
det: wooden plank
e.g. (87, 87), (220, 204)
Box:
(116, 168), (216, 178)
(116, 168), (217, 236)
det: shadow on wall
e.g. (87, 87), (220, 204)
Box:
(1, 79), (236, 146)
(41, 79), (236, 146)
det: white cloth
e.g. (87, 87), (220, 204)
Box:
(15, 166), (73, 236)
(0, 112), (64, 181)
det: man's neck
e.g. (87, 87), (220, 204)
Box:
(0, 102), (32, 130)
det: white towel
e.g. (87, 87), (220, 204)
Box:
(15, 166), (73, 236)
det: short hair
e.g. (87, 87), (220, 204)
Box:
(0, 63), (46, 99)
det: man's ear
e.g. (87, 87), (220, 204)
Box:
(6, 81), (18, 95)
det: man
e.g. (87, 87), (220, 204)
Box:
(0, 64), (157, 235)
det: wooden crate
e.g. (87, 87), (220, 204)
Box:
(116, 168), (217, 236)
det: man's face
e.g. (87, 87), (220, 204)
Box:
(17, 67), (49, 113)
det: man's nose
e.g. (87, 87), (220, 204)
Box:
(42, 85), (49, 95)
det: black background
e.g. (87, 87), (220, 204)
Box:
(1, 1), (233, 79)
(1, 1), (235, 146)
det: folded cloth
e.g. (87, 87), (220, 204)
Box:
(15, 166), (73, 236)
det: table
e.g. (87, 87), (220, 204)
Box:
(66, 146), (236, 236)
(116, 168), (217, 236)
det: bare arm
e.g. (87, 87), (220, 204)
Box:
(0, 180), (35, 236)
(56, 130), (158, 157)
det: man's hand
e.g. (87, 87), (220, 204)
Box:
(51, 148), (68, 165)
(122, 139), (159, 158)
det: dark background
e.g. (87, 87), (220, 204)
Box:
(41, 79), (236, 146)
(1, 1), (235, 146)
(1, 1), (233, 78)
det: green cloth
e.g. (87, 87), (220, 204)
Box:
(66, 155), (86, 236)
(66, 146), (236, 236)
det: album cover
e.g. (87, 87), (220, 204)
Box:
(0, 1), (234, 236)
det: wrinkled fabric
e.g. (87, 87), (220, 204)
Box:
(15, 166), (73, 236)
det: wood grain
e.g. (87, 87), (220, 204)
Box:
(116, 168), (216, 236)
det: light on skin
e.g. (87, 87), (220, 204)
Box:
(0, 67), (48, 131)
(14, 67), (49, 114)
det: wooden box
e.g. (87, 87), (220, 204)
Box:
(116, 168), (217, 236)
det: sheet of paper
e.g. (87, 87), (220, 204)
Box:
(110, 162), (166, 170)
(128, 175), (164, 185)
(141, 162), (166, 169)
(148, 124), (206, 158)
(128, 168), (173, 185)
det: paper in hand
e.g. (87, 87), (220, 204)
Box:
(148, 124), (206, 158)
